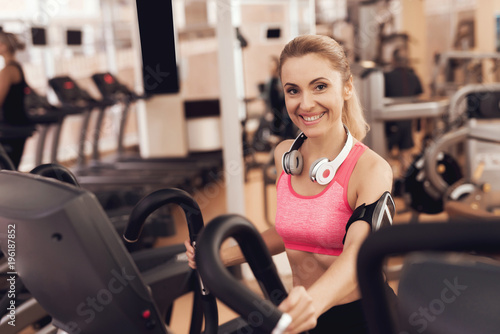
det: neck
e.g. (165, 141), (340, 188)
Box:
(304, 124), (348, 160)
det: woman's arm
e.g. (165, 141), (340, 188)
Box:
(220, 226), (285, 267)
(185, 225), (285, 268)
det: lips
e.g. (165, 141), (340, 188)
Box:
(300, 112), (325, 122)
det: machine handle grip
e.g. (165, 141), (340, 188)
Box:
(196, 214), (293, 333)
(123, 188), (204, 243)
(30, 163), (80, 187)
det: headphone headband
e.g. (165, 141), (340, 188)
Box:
(310, 125), (353, 184)
(289, 132), (307, 152)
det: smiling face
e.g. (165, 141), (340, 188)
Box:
(280, 53), (353, 139)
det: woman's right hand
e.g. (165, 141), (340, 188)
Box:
(184, 239), (196, 269)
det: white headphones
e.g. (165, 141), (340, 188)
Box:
(282, 125), (353, 185)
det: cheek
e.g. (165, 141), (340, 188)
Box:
(284, 97), (298, 113)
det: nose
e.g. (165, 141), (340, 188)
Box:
(299, 91), (315, 111)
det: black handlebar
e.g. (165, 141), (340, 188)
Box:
(122, 188), (218, 334)
(123, 188), (204, 243)
(30, 163), (80, 187)
(196, 214), (290, 333)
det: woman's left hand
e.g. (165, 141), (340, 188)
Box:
(278, 286), (317, 333)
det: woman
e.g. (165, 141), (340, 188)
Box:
(186, 34), (394, 334)
(0, 31), (31, 169)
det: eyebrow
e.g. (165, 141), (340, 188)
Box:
(283, 77), (330, 87)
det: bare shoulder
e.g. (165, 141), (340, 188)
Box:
(357, 148), (392, 176)
(351, 146), (393, 203)
(0, 67), (10, 81)
(0, 65), (18, 84)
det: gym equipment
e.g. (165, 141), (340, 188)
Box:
(47, 75), (185, 188)
(47, 75), (193, 248)
(0, 164), (79, 329)
(0, 144), (15, 171)
(357, 220), (500, 334)
(0, 171), (195, 333)
(399, 83), (500, 221)
(27, 162), (171, 253)
(123, 187), (218, 334)
(282, 125), (353, 185)
(0, 170), (172, 333)
(0, 124), (36, 165)
(48, 76), (114, 170)
(0, 170), (201, 333)
(403, 151), (463, 215)
(24, 85), (86, 166)
(430, 51), (500, 97)
(355, 65), (450, 160)
(30, 163), (81, 187)
(446, 83), (500, 190)
(90, 72), (145, 164)
(0, 172), (304, 333)
(196, 214), (306, 334)
(407, 83), (500, 221)
(90, 72), (222, 188)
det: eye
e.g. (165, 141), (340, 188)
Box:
(315, 84), (327, 91)
(286, 88), (298, 95)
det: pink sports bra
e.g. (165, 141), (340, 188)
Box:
(275, 142), (367, 256)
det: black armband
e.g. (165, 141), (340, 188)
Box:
(342, 191), (395, 244)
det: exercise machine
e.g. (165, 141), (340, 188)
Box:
(355, 66), (450, 160)
(0, 144), (15, 171)
(430, 51), (500, 97)
(0, 123), (36, 168)
(358, 220), (500, 334)
(196, 214), (305, 334)
(0, 169), (306, 333)
(90, 72), (223, 188)
(24, 85), (85, 166)
(47, 75), (192, 189)
(404, 83), (500, 221)
(0, 172), (211, 333)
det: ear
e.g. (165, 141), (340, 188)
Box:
(343, 76), (354, 101)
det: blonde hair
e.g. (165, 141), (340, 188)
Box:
(279, 34), (369, 140)
(0, 32), (25, 55)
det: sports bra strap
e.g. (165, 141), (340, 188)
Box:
(336, 142), (367, 188)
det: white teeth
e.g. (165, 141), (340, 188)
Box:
(302, 113), (324, 122)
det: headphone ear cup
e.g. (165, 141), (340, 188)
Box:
(309, 157), (328, 181)
(310, 157), (335, 185)
(282, 152), (291, 174)
(287, 150), (303, 175)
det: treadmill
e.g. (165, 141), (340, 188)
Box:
(47, 75), (196, 189)
(90, 72), (223, 185)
